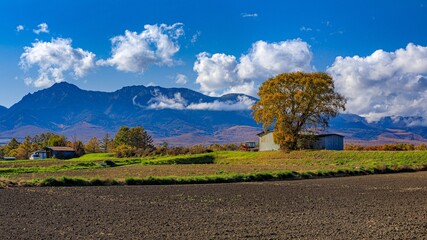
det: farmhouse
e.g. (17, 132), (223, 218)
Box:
(29, 150), (47, 160)
(43, 146), (77, 159)
(257, 131), (344, 151)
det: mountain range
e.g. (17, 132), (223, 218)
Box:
(0, 82), (427, 146)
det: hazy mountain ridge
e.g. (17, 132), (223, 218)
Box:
(0, 82), (261, 145)
(0, 105), (6, 116)
(329, 114), (427, 145)
(0, 82), (427, 146)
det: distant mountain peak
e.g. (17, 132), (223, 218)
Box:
(49, 81), (82, 91)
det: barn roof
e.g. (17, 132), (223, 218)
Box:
(44, 146), (76, 152)
(257, 130), (274, 136)
(257, 131), (344, 138)
(316, 133), (345, 138)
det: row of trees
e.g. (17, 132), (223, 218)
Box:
(0, 129), (115, 159)
(0, 133), (77, 160)
(345, 143), (427, 151)
(0, 125), (245, 159)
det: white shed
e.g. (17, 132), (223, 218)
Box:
(257, 131), (280, 151)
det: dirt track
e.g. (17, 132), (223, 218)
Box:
(1, 172), (427, 239)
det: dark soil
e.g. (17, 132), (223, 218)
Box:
(1, 172), (427, 239)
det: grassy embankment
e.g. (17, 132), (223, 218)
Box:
(1, 150), (427, 187)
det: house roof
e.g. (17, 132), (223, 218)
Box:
(44, 146), (76, 152)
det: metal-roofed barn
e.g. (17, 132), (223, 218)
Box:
(257, 132), (344, 151)
(310, 134), (344, 150)
(43, 146), (77, 159)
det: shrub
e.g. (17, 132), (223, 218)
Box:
(104, 160), (116, 167)
(345, 143), (426, 151)
(113, 144), (136, 158)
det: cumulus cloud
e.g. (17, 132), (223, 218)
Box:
(241, 13), (258, 18)
(193, 52), (239, 96)
(237, 39), (314, 80)
(136, 89), (255, 111)
(175, 73), (188, 84)
(16, 25), (24, 32)
(327, 43), (427, 122)
(19, 38), (96, 88)
(97, 23), (184, 73)
(193, 39), (314, 97)
(33, 23), (49, 34)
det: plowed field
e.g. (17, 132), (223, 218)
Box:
(1, 172), (427, 239)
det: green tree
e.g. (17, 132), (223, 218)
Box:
(129, 126), (154, 150)
(114, 126), (130, 146)
(0, 146), (5, 159)
(47, 135), (67, 146)
(113, 126), (154, 157)
(252, 72), (346, 150)
(100, 133), (112, 152)
(7, 138), (20, 149)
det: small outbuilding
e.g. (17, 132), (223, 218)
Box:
(311, 133), (344, 151)
(43, 146), (77, 159)
(257, 131), (344, 151)
(257, 131), (280, 151)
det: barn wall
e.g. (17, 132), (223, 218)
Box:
(324, 135), (344, 150)
(259, 132), (344, 151)
(258, 132), (280, 151)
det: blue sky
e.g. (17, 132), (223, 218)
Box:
(1, 0), (427, 120)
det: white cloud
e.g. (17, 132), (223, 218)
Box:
(191, 31), (201, 44)
(137, 89), (255, 111)
(33, 23), (49, 34)
(16, 25), (24, 32)
(222, 81), (257, 97)
(187, 95), (255, 111)
(193, 39), (314, 97)
(193, 52), (239, 96)
(20, 37), (96, 88)
(237, 39), (314, 80)
(97, 23), (184, 73)
(175, 73), (188, 84)
(300, 26), (312, 32)
(241, 13), (258, 18)
(146, 91), (187, 110)
(327, 43), (427, 122)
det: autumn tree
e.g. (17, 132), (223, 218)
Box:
(2, 138), (20, 158)
(84, 137), (101, 153)
(16, 136), (34, 159)
(70, 140), (86, 157)
(252, 72), (346, 150)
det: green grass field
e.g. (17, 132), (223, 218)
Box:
(1, 150), (427, 187)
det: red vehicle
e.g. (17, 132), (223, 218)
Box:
(242, 141), (258, 151)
